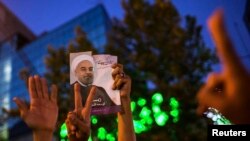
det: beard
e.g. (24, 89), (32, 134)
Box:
(80, 75), (93, 85)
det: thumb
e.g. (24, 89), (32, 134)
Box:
(13, 97), (29, 118)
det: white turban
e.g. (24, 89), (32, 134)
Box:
(71, 54), (95, 73)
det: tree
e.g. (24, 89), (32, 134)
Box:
(104, 0), (217, 140)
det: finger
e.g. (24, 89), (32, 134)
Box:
(111, 63), (119, 69)
(65, 118), (71, 129)
(208, 9), (245, 75)
(65, 119), (76, 136)
(34, 75), (43, 98)
(41, 78), (49, 99)
(74, 83), (83, 111)
(66, 113), (77, 130)
(206, 72), (223, 91)
(67, 111), (77, 121)
(120, 76), (131, 97)
(111, 64), (123, 78)
(13, 97), (28, 118)
(112, 67), (120, 79)
(67, 111), (75, 117)
(83, 86), (96, 121)
(115, 77), (126, 90)
(112, 74), (122, 89)
(28, 76), (37, 98)
(69, 125), (76, 132)
(196, 84), (226, 116)
(69, 117), (90, 135)
(50, 84), (58, 104)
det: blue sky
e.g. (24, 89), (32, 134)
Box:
(1, 0), (249, 70)
(172, 0), (250, 56)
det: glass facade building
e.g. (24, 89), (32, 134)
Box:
(0, 4), (111, 140)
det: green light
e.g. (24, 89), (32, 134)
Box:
(170, 109), (179, 117)
(152, 105), (161, 114)
(169, 97), (179, 108)
(130, 95), (182, 134)
(206, 107), (231, 125)
(152, 92), (163, 105)
(88, 136), (92, 141)
(216, 120), (224, 125)
(97, 127), (107, 140)
(133, 120), (147, 134)
(131, 101), (136, 112)
(146, 117), (153, 125)
(222, 119), (231, 125)
(91, 116), (98, 124)
(214, 115), (231, 125)
(173, 117), (179, 123)
(140, 118), (146, 124)
(154, 112), (169, 126)
(60, 123), (67, 138)
(137, 98), (147, 107)
(140, 117), (153, 125)
(139, 107), (151, 118)
(106, 133), (115, 141)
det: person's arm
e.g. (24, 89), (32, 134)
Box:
(118, 90), (136, 141)
(13, 75), (58, 141)
(112, 64), (136, 141)
(32, 130), (54, 141)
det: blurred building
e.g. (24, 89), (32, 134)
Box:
(0, 2), (36, 43)
(0, 2), (111, 140)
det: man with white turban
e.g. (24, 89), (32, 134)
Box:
(71, 54), (116, 114)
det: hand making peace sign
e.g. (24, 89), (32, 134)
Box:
(66, 83), (96, 141)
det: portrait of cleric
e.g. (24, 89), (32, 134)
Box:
(70, 54), (117, 115)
